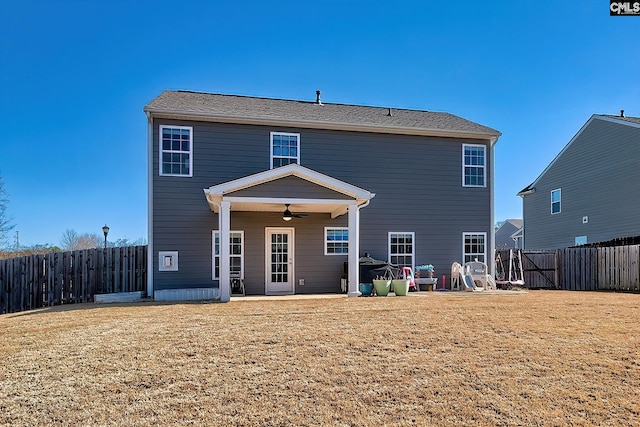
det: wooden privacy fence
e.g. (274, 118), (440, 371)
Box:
(497, 245), (640, 292)
(0, 245), (147, 315)
(558, 245), (640, 292)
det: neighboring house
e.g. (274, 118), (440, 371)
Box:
(495, 219), (523, 250)
(518, 112), (640, 250)
(144, 90), (501, 301)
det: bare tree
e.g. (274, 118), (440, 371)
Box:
(60, 229), (102, 250)
(0, 175), (15, 249)
(60, 229), (79, 250)
(113, 237), (147, 247)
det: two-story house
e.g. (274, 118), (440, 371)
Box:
(518, 112), (640, 250)
(144, 90), (501, 301)
(495, 219), (523, 250)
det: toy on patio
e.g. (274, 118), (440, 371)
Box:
(495, 249), (525, 289)
(451, 259), (496, 292)
(415, 264), (438, 291)
(399, 267), (418, 291)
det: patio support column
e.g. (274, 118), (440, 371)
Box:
(347, 203), (361, 297)
(219, 200), (231, 302)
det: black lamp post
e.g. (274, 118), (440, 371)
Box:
(102, 224), (109, 249)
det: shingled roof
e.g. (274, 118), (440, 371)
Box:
(600, 114), (640, 125)
(144, 90), (500, 140)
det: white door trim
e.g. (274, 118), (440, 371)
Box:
(265, 227), (295, 295)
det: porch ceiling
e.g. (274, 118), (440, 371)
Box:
(228, 199), (350, 214)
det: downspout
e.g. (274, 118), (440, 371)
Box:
(489, 136), (498, 277)
(146, 111), (154, 299)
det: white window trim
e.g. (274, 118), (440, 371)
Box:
(551, 188), (561, 214)
(462, 143), (486, 188)
(324, 227), (349, 255)
(159, 125), (193, 177)
(270, 131), (300, 169)
(462, 232), (487, 263)
(388, 232), (415, 271)
(212, 230), (244, 280)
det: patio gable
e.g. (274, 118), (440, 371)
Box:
(227, 176), (352, 200)
(203, 163), (375, 218)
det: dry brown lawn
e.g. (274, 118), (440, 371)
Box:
(1, 290), (639, 426)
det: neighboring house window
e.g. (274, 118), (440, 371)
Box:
(462, 144), (486, 187)
(325, 228), (348, 255)
(551, 189), (561, 214)
(575, 236), (587, 246)
(271, 132), (300, 168)
(160, 125), (193, 177)
(463, 232), (486, 263)
(389, 232), (415, 269)
(212, 231), (244, 279)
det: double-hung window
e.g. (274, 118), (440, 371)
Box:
(271, 132), (300, 168)
(463, 232), (486, 263)
(160, 125), (193, 177)
(551, 189), (561, 214)
(212, 231), (244, 280)
(325, 228), (348, 255)
(462, 144), (486, 187)
(388, 232), (415, 269)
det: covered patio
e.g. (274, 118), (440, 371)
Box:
(203, 164), (375, 301)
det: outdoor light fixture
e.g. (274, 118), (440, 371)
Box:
(282, 205), (293, 221)
(102, 224), (109, 249)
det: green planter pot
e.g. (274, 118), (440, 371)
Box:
(392, 279), (410, 296)
(373, 279), (391, 296)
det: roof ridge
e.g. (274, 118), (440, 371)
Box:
(170, 89), (443, 114)
(598, 113), (640, 120)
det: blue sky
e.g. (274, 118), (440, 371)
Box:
(1, 0), (638, 248)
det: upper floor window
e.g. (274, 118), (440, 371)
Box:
(463, 144), (486, 187)
(551, 189), (561, 214)
(389, 232), (415, 270)
(463, 232), (486, 263)
(160, 125), (193, 177)
(271, 132), (300, 168)
(325, 228), (349, 255)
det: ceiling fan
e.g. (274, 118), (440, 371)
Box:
(282, 204), (308, 221)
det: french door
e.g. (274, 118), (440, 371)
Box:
(265, 228), (294, 295)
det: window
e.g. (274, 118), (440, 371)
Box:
(388, 232), (415, 269)
(212, 231), (244, 279)
(575, 236), (587, 246)
(325, 228), (348, 255)
(160, 125), (193, 177)
(551, 189), (561, 214)
(463, 232), (486, 263)
(271, 132), (300, 168)
(463, 144), (486, 187)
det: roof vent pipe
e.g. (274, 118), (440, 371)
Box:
(315, 90), (322, 105)
(620, 109), (624, 117)
(388, 108), (393, 117)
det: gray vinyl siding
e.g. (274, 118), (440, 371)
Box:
(495, 222), (519, 250)
(228, 176), (351, 199)
(523, 117), (640, 250)
(152, 119), (493, 292)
